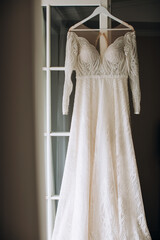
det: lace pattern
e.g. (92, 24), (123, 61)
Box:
(51, 30), (152, 240)
(62, 32), (78, 115)
(124, 32), (141, 114)
(62, 31), (141, 115)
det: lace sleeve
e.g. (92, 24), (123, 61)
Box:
(124, 31), (141, 114)
(62, 32), (78, 115)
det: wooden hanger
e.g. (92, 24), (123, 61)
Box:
(69, 5), (134, 32)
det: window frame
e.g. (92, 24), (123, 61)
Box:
(41, 0), (110, 239)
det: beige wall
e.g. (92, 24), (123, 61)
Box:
(0, 0), (46, 239)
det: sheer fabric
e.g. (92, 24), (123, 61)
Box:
(52, 31), (152, 240)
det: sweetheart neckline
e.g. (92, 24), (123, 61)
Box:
(68, 30), (135, 60)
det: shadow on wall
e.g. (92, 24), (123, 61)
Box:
(131, 36), (160, 240)
(0, 1), (46, 240)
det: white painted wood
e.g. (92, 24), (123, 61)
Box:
(46, 5), (54, 240)
(43, 67), (65, 71)
(44, 132), (70, 136)
(68, 1), (133, 56)
(42, 0), (100, 6)
(46, 195), (60, 200)
(42, 2), (110, 240)
(51, 195), (60, 200)
(50, 132), (70, 136)
(67, 28), (131, 31)
(69, 6), (133, 31)
(50, 67), (65, 71)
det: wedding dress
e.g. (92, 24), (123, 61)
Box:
(51, 30), (152, 240)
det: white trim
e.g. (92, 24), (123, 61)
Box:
(44, 132), (70, 136)
(69, 28), (131, 31)
(43, 67), (65, 71)
(46, 195), (60, 200)
(50, 67), (65, 71)
(42, 0), (100, 6)
(50, 132), (70, 136)
(51, 195), (60, 200)
(42, 2), (109, 240)
(46, 5), (53, 240)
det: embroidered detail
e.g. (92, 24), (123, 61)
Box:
(62, 31), (141, 115)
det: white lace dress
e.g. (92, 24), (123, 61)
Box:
(51, 31), (152, 240)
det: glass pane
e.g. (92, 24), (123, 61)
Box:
(52, 136), (69, 195)
(50, 6), (99, 67)
(43, 71), (47, 133)
(46, 200), (49, 239)
(52, 200), (58, 223)
(51, 201), (56, 236)
(46, 200), (55, 240)
(51, 71), (76, 132)
(44, 136), (47, 196)
(42, 7), (46, 67)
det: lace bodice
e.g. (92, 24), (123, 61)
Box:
(62, 31), (141, 115)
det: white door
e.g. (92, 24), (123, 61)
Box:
(41, 1), (110, 239)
